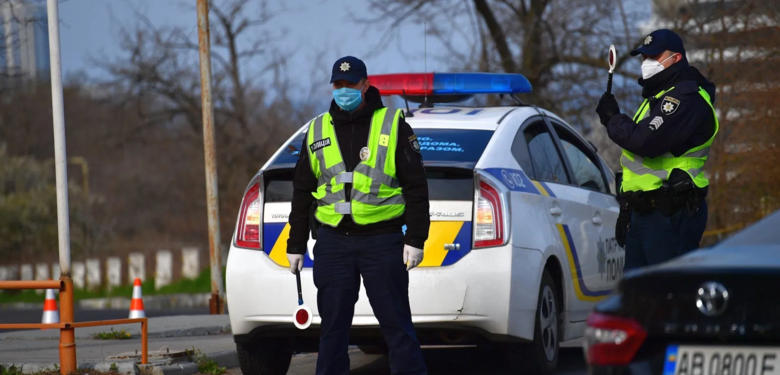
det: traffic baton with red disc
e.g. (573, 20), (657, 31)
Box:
(293, 269), (312, 330)
(607, 45), (617, 94)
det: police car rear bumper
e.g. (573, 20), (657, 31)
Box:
(226, 242), (543, 343)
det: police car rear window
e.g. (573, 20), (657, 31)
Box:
(414, 129), (493, 163)
(267, 129), (493, 168)
(268, 136), (305, 168)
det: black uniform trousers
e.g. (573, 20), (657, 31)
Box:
(313, 227), (427, 375)
(624, 199), (708, 271)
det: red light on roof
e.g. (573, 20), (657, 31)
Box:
(369, 73), (434, 96)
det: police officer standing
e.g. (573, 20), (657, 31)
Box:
(596, 29), (718, 271)
(286, 56), (429, 375)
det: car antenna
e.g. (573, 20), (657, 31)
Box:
(420, 22), (433, 109)
(403, 89), (414, 117)
(510, 93), (527, 106)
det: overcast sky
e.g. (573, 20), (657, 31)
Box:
(58, 0), (453, 87)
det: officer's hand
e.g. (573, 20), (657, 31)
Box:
(616, 207), (631, 248)
(596, 93), (621, 126)
(403, 245), (424, 271)
(287, 253), (304, 274)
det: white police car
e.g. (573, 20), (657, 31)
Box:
(227, 72), (624, 374)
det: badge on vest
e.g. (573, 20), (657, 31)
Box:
(360, 147), (371, 161)
(661, 96), (680, 115)
(409, 134), (421, 153)
(310, 138), (331, 153)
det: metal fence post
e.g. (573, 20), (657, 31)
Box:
(45, 0), (77, 370)
(196, 0), (226, 314)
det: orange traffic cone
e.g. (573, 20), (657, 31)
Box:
(41, 287), (60, 328)
(129, 278), (145, 318)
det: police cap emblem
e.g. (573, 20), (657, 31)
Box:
(340, 62), (350, 72)
(644, 35), (653, 45)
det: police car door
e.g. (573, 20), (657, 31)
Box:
(548, 121), (622, 323)
(517, 120), (594, 329)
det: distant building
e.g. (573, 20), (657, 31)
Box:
(0, 0), (50, 87)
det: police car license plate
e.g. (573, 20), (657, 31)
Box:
(664, 345), (780, 375)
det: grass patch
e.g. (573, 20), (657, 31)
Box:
(0, 267), (226, 305)
(186, 347), (226, 375)
(0, 364), (23, 375)
(93, 328), (132, 340)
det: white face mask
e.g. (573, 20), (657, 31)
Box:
(641, 54), (678, 80)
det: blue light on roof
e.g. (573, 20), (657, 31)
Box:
(432, 73), (532, 95)
(369, 72), (533, 96)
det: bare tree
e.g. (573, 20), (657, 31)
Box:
(651, 0), (780, 243)
(364, 0), (647, 125)
(96, 0), (316, 245)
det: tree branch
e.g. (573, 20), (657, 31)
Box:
(473, 0), (517, 73)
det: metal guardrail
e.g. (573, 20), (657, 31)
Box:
(0, 278), (149, 372)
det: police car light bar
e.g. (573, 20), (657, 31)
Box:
(368, 72), (532, 96)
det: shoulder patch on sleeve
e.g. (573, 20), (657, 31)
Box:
(661, 96), (681, 115)
(408, 134), (421, 153)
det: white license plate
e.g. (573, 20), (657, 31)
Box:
(664, 345), (780, 375)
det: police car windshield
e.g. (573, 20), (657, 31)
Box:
(267, 128), (493, 168)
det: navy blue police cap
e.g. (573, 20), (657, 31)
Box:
(631, 29), (686, 57)
(330, 56), (367, 84)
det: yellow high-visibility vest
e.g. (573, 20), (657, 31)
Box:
(620, 86), (719, 192)
(306, 108), (405, 226)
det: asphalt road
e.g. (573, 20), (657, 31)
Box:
(0, 307), (209, 333)
(225, 347), (588, 375)
(0, 308), (590, 374)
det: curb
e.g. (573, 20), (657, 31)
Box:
(144, 324), (232, 339)
(0, 293), (212, 311)
(80, 294), (211, 310)
(0, 350), (239, 375)
(0, 325), (231, 341)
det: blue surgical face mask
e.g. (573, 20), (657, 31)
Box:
(332, 85), (364, 112)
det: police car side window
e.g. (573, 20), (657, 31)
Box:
(553, 126), (608, 194)
(522, 122), (569, 184)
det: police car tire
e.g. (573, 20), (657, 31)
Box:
(236, 338), (293, 375)
(508, 270), (560, 374)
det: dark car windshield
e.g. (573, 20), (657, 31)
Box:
(714, 210), (780, 247)
(267, 128), (494, 168)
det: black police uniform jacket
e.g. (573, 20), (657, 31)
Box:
(286, 86), (430, 255)
(605, 58), (717, 194)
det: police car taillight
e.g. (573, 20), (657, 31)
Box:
(474, 180), (505, 248)
(236, 182), (261, 249)
(583, 312), (647, 366)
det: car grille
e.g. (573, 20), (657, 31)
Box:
(619, 270), (780, 341)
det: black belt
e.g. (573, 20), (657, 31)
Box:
(621, 180), (702, 217)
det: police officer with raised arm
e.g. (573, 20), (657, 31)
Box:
(596, 29), (718, 271)
(286, 56), (429, 375)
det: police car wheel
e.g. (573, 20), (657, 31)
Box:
(236, 338), (293, 375)
(508, 270), (560, 374)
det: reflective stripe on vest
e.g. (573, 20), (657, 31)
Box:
(620, 86), (720, 193)
(307, 108), (405, 227)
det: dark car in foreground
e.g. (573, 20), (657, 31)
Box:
(583, 209), (780, 375)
